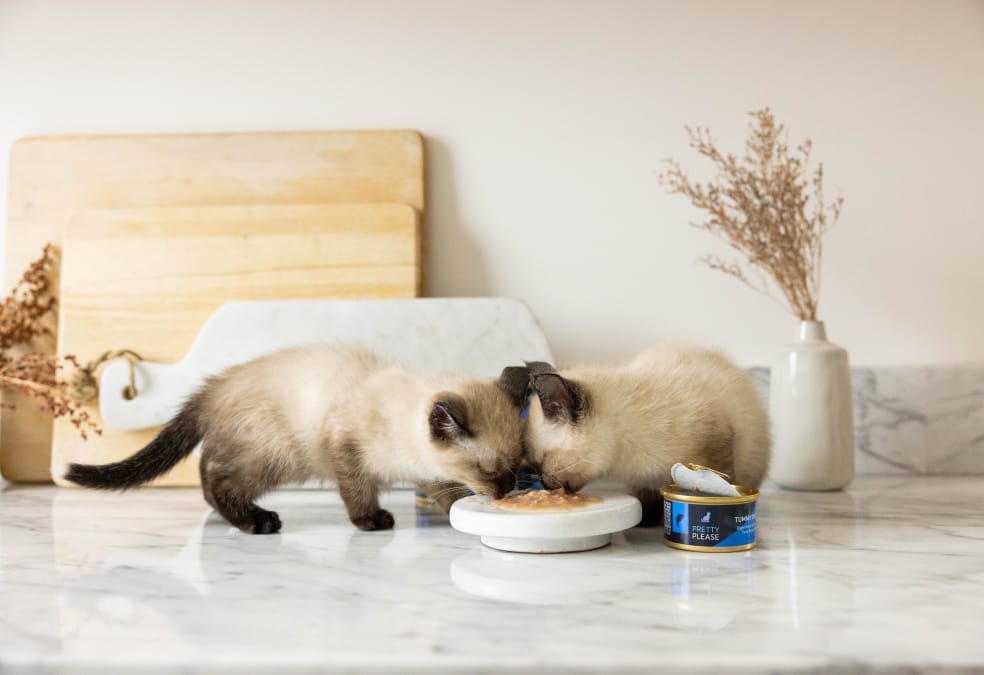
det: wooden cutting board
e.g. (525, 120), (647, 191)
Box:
(52, 203), (419, 486)
(1, 130), (424, 481)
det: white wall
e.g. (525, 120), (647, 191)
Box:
(1, 0), (982, 367)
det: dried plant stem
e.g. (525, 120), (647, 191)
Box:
(658, 109), (843, 321)
(0, 373), (55, 395)
(0, 244), (102, 439)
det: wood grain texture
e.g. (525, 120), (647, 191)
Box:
(52, 203), (419, 486)
(1, 130), (424, 481)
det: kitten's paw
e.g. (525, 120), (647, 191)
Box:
(352, 509), (395, 531)
(248, 508), (282, 535)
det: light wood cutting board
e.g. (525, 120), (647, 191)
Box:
(52, 203), (419, 486)
(1, 130), (424, 481)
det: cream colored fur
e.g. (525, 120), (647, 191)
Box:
(200, 343), (523, 493)
(61, 343), (526, 533)
(526, 343), (771, 491)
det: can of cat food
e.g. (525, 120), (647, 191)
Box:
(659, 484), (759, 552)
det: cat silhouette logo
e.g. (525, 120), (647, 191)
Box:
(701, 511), (711, 523)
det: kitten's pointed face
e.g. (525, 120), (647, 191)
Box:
(427, 378), (527, 498)
(520, 362), (600, 493)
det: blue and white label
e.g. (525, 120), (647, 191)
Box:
(664, 499), (756, 549)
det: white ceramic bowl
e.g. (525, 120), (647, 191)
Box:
(449, 492), (642, 553)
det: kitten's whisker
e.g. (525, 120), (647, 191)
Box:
(552, 456), (589, 475)
(426, 484), (470, 501)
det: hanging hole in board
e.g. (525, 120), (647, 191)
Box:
(121, 385), (137, 401)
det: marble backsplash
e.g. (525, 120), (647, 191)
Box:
(748, 366), (984, 475)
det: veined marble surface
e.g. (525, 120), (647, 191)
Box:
(749, 365), (984, 475)
(2, 477), (983, 674)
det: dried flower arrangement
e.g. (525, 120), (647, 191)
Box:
(0, 244), (101, 439)
(658, 108), (843, 321)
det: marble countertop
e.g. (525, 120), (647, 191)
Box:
(1, 476), (982, 674)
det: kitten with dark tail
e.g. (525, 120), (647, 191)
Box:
(60, 344), (529, 534)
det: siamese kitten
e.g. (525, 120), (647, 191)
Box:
(508, 343), (770, 525)
(61, 344), (528, 534)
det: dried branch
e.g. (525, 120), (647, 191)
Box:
(0, 243), (57, 351)
(0, 245), (101, 439)
(658, 109), (843, 320)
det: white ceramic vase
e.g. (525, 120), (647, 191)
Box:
(768, 320), (855, 490)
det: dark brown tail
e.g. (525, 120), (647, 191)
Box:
(61, 391), (205, 490)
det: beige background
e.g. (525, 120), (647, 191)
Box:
(1, 0), (982, 367)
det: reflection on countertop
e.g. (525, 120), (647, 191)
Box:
(1, 476), (982, 673)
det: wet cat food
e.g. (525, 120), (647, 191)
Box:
(659, 484), (759, 552)
(497, 489), (603, 511)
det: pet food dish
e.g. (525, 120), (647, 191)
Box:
(449, 491), (642, 553)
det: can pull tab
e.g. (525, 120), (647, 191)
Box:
(686, 463), (731, 480)
(671, 463), (741, 497)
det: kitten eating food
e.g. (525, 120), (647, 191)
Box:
(61, 344), (529, 534)
(505, 342), (771, 526)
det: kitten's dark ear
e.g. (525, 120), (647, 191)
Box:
(498, 365), (531, 409)
(526, 361), (587, 425)
(525, 361), (558, 378)
(429, 393), (472, 443)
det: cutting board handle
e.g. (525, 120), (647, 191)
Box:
(99, 298), (554, 431)
(100, 360), (198, 430)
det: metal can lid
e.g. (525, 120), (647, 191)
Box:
(659, 483), (759, 505)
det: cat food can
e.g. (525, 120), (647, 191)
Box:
(659, 484), (759, 552)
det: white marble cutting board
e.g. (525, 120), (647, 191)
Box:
(99, 298), (553, 430)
